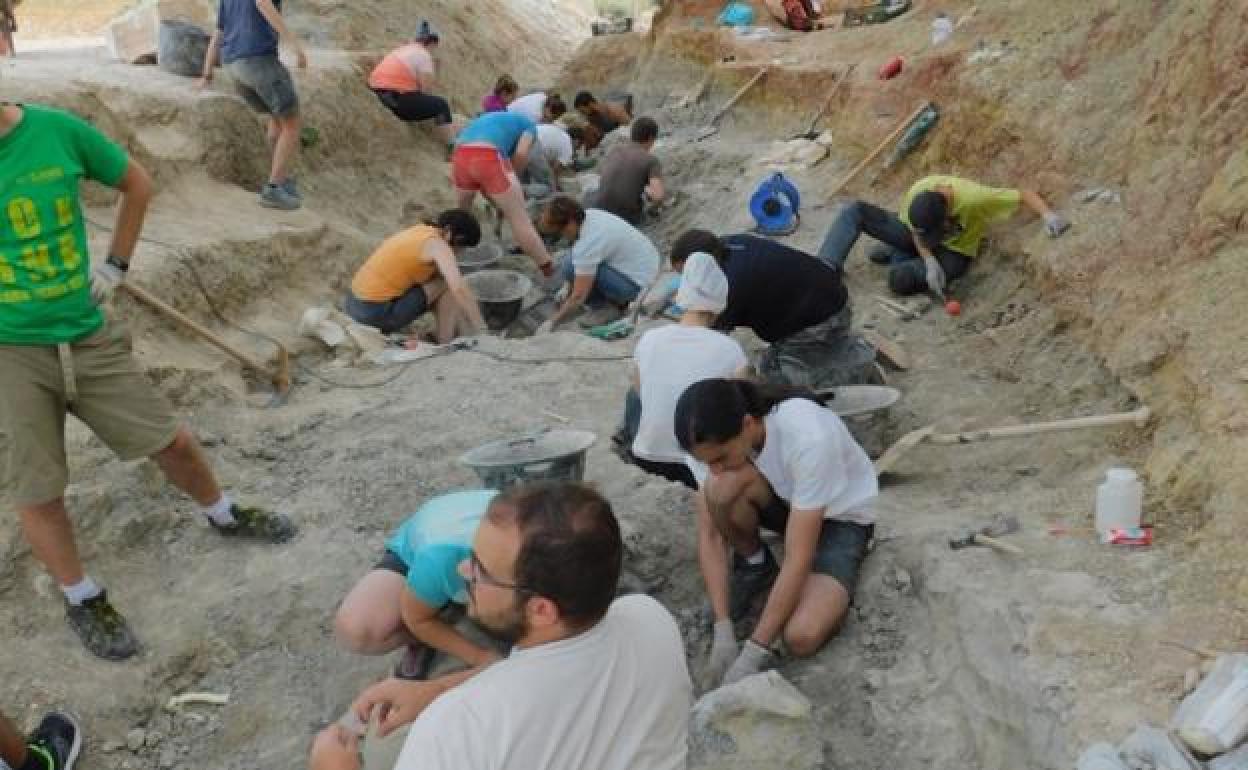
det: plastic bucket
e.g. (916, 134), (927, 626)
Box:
(460, 430), (597, 490)
(458, 243), (501, 274)
(465, 269), (532, 330)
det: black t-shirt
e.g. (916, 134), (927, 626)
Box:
(713, 234), (848, 343)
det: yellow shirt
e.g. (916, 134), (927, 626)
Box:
(351, 225), (440, 302)
(899, 175), (1021, 257)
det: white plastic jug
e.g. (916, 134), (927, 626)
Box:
(1095, 467), (1143, 535)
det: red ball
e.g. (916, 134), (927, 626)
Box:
(945, 299), (962, 316)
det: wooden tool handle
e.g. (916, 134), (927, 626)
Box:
(805, 62), (856, 133)
(973, 534), (1024, 556)
(927, 407), (1152, 445)
(829, 102), (930, 196)
(711, 67), (767, 124)
(120, 282), (273, 375)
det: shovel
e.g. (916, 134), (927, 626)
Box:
(695, 67), (768, 141)
(874, 406), (1152, 476)
(792, 63), (856, 140)
(949, 515), (1022, 556)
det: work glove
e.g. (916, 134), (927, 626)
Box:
(722, 639), (773, 687)
(1044, 211), (1071, 238)
(704, 619), (738, 687)
(90, 261), (126, 305)
(923, 256), (946, 296)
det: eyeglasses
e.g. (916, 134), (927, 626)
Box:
(467, 551), (532, 595)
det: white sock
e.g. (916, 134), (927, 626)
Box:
(62, 575), (103, 606)
(201, 493), (235, 526)
(744, 548), (766, 566)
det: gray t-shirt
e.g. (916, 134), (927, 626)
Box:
(592, 142), (661, 225)
(571, 209), (660, 289)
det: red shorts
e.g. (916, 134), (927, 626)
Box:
(451, 145), (514, 196)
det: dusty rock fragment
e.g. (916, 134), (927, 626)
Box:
(126, 728), (146, 752)
(1119, 724), (1201, 770)
(689, 671), (822, 770)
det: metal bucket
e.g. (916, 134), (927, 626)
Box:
(465, 269), (532, 331)
(460, 430), (597, 490)
(458, 243), (501, 274)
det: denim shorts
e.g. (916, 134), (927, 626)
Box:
(344, 286), (429, 334)
(227, 54), (299, 117)
(758, 496), (874, 594)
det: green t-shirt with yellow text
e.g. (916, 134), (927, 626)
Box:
(0, 104), (129, 345)
(899, 175), (1021, 257)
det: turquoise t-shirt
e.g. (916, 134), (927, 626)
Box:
(385, 489), (499, 608)
(0, 104), (129, 345)
(455, 112), (537, 158)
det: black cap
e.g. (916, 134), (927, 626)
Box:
(908, 190), (949, 247)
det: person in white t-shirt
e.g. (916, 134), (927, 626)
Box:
(507, 91), (566, 124)
(674, 378), (877, 688)
(308, 482), (692, 770)
(621, 251), (749, 487)
(538, 196), (660, 330)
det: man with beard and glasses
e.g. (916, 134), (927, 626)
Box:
(308, 482), (693, 770)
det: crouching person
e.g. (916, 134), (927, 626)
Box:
(674, 379), (877, 688)
(310, 482), (693, 770)
(334, 489), (504, 680)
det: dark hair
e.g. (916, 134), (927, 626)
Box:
(544, 196), (586, 229)
(431, 208), (481, 248)
(907, 190), (948, 244)
(673, 378), (825, 452)
(573, 91), (596, 109)
(630, 116), (659, 143)
(546, 94), (567, 118)
(415, 19), (439, 44)
(488, 482), (622, 630)
(670, 228), (726, 267)
(565, 124), (586, 144)
(494, 74), (518, 96)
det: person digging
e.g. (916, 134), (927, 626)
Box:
(0, 103), (295, 661)
(816, 174), (1071, 298)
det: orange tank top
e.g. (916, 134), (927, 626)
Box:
(368, 43), (432, 93)
(351, 225), (440, 302)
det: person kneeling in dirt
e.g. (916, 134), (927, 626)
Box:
(344, 209), (487, 342)
(573, 90), (633, 138)
(674, 379), (877, 688)
(451, 111), (556, 277)
(538, 196), (660, 330)
(618, 252), (749, 488)
(764, 0), (838, 30)
(2, 706), (80, 770)
(368, 21), (457, 148)
(309, 482), (692, 770)
(671, 229), (861, 389)
(816, 174), (1071, 297)
(0, 103), (295, 662)
(481, 74), (518, 113)
(335, 490), (505, 681)
(588, 116), (665, 226)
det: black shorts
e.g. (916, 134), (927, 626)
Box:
(375, 548), (409, 576)
(758, 497), (873, 594)
(373, 88), (453, 126)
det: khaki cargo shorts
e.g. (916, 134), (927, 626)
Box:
(0, 319), (179, 506)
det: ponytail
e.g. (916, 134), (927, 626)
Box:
(673, 378), (825, 452)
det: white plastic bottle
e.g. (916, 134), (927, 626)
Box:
(931, 13), (954, 45)
(1095, 467), (1143, 536)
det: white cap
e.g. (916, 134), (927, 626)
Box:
(676, 251), (729, 314)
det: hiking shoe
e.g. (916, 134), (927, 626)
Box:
(211, 504), (297, 544)
(66, 592), (139, 661)
(729, 547), (779, 622)
(259, 183), (301, 210)
(280, 176), (301, 200)
(394, 643), (437, 680)
(577, 303), (624, 329)
(867, 244), (904, 266)
(28, 711), (83, 770)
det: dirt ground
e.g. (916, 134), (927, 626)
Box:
(1, 1), (1245, 769)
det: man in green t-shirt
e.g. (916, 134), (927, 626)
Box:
(816, 174), (1070, 296)
(0, 103), (297, 661)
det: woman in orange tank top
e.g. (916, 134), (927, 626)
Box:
(345, 209), (487, 342)
(368, 21), (457, 146)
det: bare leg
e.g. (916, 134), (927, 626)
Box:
(455, 187), (476, 211)
(488, 174), (552, 269)
(269, 113), (300, 185)
(151, 427), (223, 507)
(0, 709), (27, 767)
(266, 116), (280, 151)
(435, 121), (456, 145)
(334, 570), (414, 654)
(782, 574), (850, 657)
(18, 498), (86, 586)
(704, 465), (773, 557)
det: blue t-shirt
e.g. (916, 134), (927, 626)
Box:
(217, 0), (280, 64)
(455, 112), (537, 159)
(385, 489), (498, 608)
